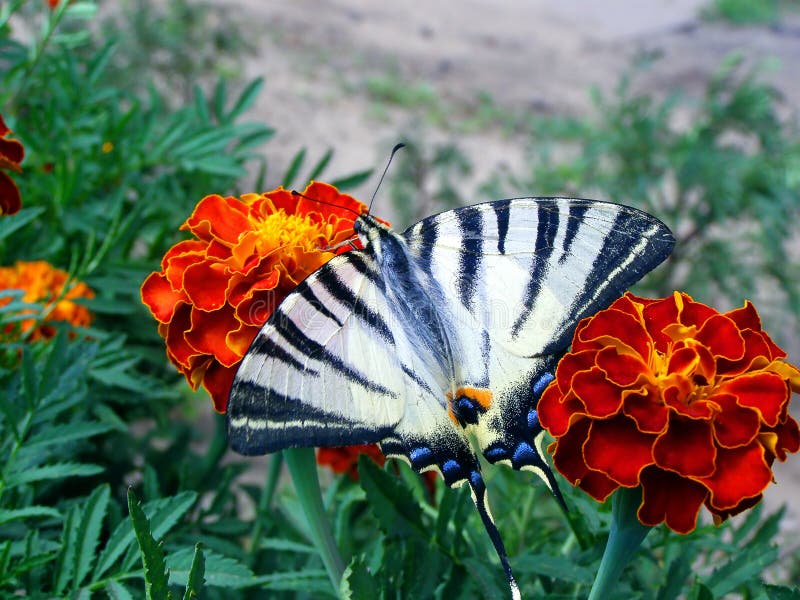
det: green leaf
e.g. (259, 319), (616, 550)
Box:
(0, 207), (45, 241)
(259, 538), (316, 554)
(308, 149), (334, 181)
(94, 491), (197, 579)
(340, 556), (380, 600)
(24, 421), (113, 452)
(53, 505), (81, 595)
(762, 583), (800, 599)
(181, 544), (205, 600)
(227, 77), (264, 121)
(252, 570), (331, 593)
(282, 148), (306, 188)
(128, 489), (171, 600)
(73, 484), (110, 588)
(656, 548), (694, 600)
(105, 580), (135, 600)
(168, 547), (253, 589)
(330, 168), (373, 191)
(705, 544), (779, 597)
(6, 462), (103, 487)
(0, 506), (61, 526)
(513, 553), (594, 583)
(358, 455), (426, 540)
(461, 557), (508, 600)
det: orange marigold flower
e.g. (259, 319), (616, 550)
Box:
(0, 261), (94, 340)
(0, 114), (24, 216)
(141, 181), (370, 412)
(538, 291), (800, 534)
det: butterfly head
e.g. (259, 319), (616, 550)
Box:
(353, 213), (392, 252)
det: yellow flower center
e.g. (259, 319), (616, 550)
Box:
(253, 210), (330, 254)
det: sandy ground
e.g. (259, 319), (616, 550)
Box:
(212, 0), (800, 548)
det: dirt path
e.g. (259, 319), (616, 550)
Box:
(215, 0), (800, 546)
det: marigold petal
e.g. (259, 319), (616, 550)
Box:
(577, 309), (651, 360)
(0, 135), (24, 166)
(695, 314), (745, 361)
(653, 417), (716, 477)
(184, 194), (252, 242)
(678, 294), (717, 329)
(537, 383), (584, 437)
(553, 349), (597, 393)
(0, 171), (22, 216)
(141, 272), (185, 323)
(666, 345), (700, 378)
(595, 347), (650, 387)
(164, 303), (200, 368)
(767, 417), (800, 461)
(226, 323), (260, 358)
(584, 417), (654, 486)
(709, 393), (760, 448)
(185, 306), (242, 367)
(725, 300), (761, 332)
(701, 443), (772, 511)
(718, 371), (788, 427)
(638, 467), (707, 533)
(202, 361), (237, 413)
(572, 367), (623, 418)
(662, 381), (717, 419)
(642, 294), (681, 351)
(183, 261), (231, 311)
(622, 387), (669, 433)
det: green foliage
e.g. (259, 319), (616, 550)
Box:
(701, 0), (779, 25)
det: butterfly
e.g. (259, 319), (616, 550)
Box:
(227, 197), (674, 598)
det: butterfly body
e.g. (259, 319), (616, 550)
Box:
(228, 197), (675, 598)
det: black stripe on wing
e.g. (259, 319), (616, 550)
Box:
(271, 311), (397, 397)
(227, 381), (391, 455)
(455, 206), (483, 310)
(316, 258), (395, 345)
(510, 199), (560, 338)
(493, 199), (511, 254)
(541, 205), (675, 355)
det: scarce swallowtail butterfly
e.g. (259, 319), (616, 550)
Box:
(228, 196), (674, 598)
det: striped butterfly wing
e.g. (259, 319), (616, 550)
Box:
(227, 249), (475, 476)
(403, 197), (675, 486)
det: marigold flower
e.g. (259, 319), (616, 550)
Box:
(538, 291), (800, 534)
(0, 114), (24, 216)
(141, 182), (371, 412)
(317, 445), (388, 480)
(0, 261), (94, 340)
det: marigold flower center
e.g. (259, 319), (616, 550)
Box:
(251, 210), (329, 254)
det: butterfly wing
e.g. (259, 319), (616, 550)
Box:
(227, 250), (480, 485)
(403, 197), (675, 484)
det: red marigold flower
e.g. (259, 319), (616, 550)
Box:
(0, 114), (24, 216)
(317, 445), (388, 480)
(538, 291), (800, 534)
(0, 261), (94, 340)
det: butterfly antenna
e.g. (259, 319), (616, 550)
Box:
(467, 472), (521, 600)
(367, 142), (405, 214)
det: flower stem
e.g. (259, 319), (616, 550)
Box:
(588, 486), (651, 600)
(284, 447), (345, 594)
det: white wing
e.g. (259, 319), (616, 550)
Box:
(226, 250), (479, 486)
(403, 197), (674, 482)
